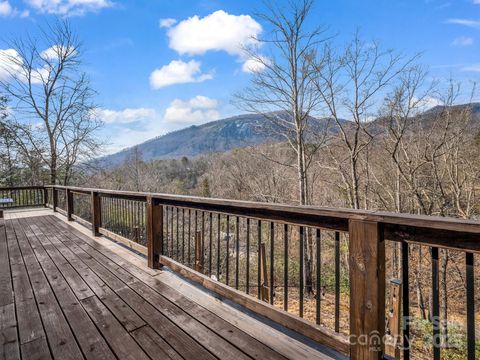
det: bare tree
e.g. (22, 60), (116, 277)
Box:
(236, 0), (329, 295)
(236, 0), (328, 206)
(0, 20), (102, 185)
(314, 32), (417, 209)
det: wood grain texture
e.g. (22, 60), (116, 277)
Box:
(348, 220), (385, 360)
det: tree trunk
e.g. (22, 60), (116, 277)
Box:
(50, 144), (57, 184)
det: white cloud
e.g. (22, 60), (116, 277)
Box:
(0, 1), (12, 16)
(41, 45), (77, 60)
(242, 56), (269, 73)
(25, 0), (112, 16)
(0, 1), (29, 17)
(473, 0), (480, 4)
(462, 64), (480, 72)
(149, 59), (213, 89)
(167, 10), (261, 56)
(418, 96), (444, 111)
(97, 108), (156, 124)
(159, 18), (176, 28)
(0, 48), (57, 84)
(102, 97), (221, 154)
(451, 36), (474, 46)
(0, 49), (23, 80)
(446, 18), (480, 29)
(164, 96), (219, 125)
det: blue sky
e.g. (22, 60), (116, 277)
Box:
(0, 0), (479, 153)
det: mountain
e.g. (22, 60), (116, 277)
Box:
(99, 113), (282, 167)
(98, 104), (480, 167)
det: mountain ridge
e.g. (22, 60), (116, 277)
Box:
(98, 104), (480, 167)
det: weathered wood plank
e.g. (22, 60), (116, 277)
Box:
(130, 325), (182, 360)
(0, 220), (13, 307)
(10, 219), (83, 360)
(34, 217), (146, 332)
(4, 221), (50, 358)
(0, 303), (20, 360)
(80, 296), (150, 360)
(19, 218), (115, 360)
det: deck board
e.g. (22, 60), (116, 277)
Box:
(0, 211), (343, 360)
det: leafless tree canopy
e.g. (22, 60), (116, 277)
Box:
(0, 20), (103, 185)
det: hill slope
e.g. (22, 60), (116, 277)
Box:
(100, 113), (281, 167)
(99, 104), (480, 167)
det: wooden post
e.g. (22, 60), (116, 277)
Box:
(385, 279), (402, 359)
(91, 191), (101, 236)
(66, 189), (73, 221)
(146, 196), (163, 269)
(349, 219), (385, 360)
(43, 187), (48, 207)
(259, 243), (270, 302)
(195, 231), (204, 273)
(52, 188), (58, 212)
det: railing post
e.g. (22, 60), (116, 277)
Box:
(349, 219), (385, 360)
(66, 188), (73, 221)
(385, 279), (402, 359)
(91, 191), (101, 236)
(43, 187), (48, 207)
(52, 187), (58, 212)
(146, 196), (163, 269)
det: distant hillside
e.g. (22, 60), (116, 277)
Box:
(99, 113), (282, 167)
(98, 104), (480, 167)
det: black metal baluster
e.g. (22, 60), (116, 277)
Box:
(188, 209), (191, 266)
(235, 217), (240, 290)
(165, 206), (170, 257)
(209, 212), (213, 276)
(176, 207), (179, 260)
(257, 220), (262, 300)
(402, 241), (410, 360)
(194, 210), (198, 268)
(284, 223), (288, 312)
(431, 247), (440, 360)
(171, 207), (174, 257)
(269, 222), (274, 305)
(182, 208), (185, 263)
(246, 218), (250, 294)
(217, 213), (221, 279)
(316, 228), (321, 325)
(226, 215), (230, 286)
(466, 252), (475, 360)
(335, 231), (340, 332)
(201, 211), (205, 271)
(299, 226), (304, 318)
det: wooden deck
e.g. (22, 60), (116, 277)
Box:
(0, 210), (343, 360)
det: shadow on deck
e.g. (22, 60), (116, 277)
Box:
(0, 209), (344, 360)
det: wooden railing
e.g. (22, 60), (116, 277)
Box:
(0, 186), (46, 209)
(4, 184), (479, 360)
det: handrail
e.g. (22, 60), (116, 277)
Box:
(44, 184), (480, 252)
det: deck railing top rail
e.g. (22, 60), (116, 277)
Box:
(44, 184), (480, 252)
